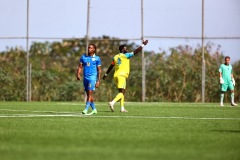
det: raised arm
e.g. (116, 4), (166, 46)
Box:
(133, 40), (148, 55)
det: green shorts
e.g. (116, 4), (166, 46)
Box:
(220, 82), (234, 92)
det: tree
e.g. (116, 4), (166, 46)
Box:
(0, 37), (239, 102)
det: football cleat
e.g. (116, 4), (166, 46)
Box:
(108, 102), (114, 112)
(82, 109), (88, 114)
(120, 109), (128, 113)
(88, 109), (97, 115)
(220, 103), (224, 107)
(231, 102), (238, 107)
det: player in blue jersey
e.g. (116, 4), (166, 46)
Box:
(77, 44), (102, 114)
(219, 56), (237, 107)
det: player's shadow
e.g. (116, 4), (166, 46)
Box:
(211, 130), (240, 134)
(97, 110), (112, 113)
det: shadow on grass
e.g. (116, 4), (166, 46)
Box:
(97, 110), (112, 113)
(211, 130), (240, 133)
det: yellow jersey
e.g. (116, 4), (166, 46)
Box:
(112, 52), (134, 78)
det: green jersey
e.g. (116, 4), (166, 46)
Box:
(219, 64), (232, 83)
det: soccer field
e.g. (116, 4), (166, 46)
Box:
(0, 102), (240, 160)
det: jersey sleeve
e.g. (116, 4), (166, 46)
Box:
(219, 64), (223, 73)
(79, 56), (83, 64)
(111, 57), (115, 65)
(125, 52), (134, 59)
(96, 56), (101, 66)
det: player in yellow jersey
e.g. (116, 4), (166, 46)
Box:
(103, 40), (148, 112)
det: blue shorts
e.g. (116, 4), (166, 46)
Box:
(83, 78), (96, 91)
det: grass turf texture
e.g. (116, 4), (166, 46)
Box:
(0, 102), (240, 160)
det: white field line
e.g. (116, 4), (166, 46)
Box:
(0, 109), (240, 120)
(0, 113), (240, 120)
(0, 109), (73, 114)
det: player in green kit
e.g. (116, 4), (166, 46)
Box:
(219, 56), (237, 107)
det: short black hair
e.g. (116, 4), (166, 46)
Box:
(119, 45), (126, 52)
(225, 56), (230, 60)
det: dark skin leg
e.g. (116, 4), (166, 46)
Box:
(118, 88), (125, 94)
(221, 90), (234, 94)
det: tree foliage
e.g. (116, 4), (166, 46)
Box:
(0, 37), (239, 102)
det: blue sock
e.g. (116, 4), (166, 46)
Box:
(91, 102), (96, 110)
(85, 101), (91, 110)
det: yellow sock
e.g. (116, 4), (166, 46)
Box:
(113, 93), (123, 102)
(120, 95), (124, 107)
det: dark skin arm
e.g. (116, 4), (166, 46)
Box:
(95, 66), (101, 88)
(133, 40), (148, 55)
(103, 64), (114, 80)
(76, 63), (83, 80)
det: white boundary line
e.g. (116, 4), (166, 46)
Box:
(0, 114), (240, 120)
(1, 109), (240, 120)
(0, 109), (73, 114)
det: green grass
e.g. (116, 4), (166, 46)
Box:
(0, 102), (240, 160)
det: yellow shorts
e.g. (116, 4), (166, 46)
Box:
(114, 76), (126, 89)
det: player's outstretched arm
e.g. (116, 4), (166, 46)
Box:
(133, 40), (148, 55)
(103, 64), (114, 80)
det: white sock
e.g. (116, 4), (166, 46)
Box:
(111, 100), (116, 104)
(121, 106), (125, 111)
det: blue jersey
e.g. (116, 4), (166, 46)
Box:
(80, 54), (101, 80)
